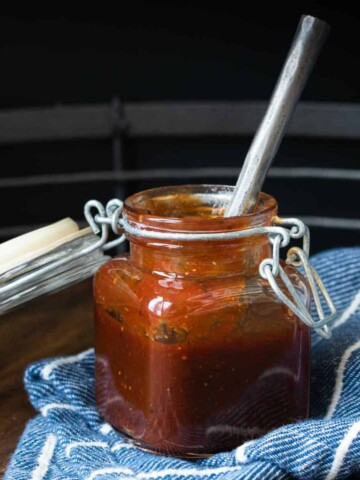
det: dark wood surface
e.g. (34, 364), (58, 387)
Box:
(0, 280), (94, 477)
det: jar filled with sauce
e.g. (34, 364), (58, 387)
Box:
(94, 185), (310, 458)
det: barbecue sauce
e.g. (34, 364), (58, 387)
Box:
(94, 186), (310, 457)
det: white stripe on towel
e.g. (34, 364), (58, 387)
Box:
(325, 339), (360, 419)
(99, 423), (113, 435)
(86, 465), (244, 480)
(325, 420), (360, 480)
(235, 440), (256, 463)
(138, 466), (243, 479)
(65, 441), (108, 457)
(41, 348), (93, 380)
(86, 467), (135, 480)
(41, 403), (78, 416)
(111, 442), (135, 451)
(332, 289), (360, 329)
(31, 433), (57, 480)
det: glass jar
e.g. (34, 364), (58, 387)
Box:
(94, 185), (310, 458)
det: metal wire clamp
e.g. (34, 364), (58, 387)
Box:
(84, 199), (337, 338)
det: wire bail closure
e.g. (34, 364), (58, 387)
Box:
(84, 198), (337, 338)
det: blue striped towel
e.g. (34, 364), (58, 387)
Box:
(5, 247), (360, 480)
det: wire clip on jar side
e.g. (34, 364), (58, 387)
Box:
(84, 199), (337, 339)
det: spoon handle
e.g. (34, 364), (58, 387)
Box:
(225, 15), (330, 217)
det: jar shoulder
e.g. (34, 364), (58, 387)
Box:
(94, 255), (308, 340)
(95, 255), (307, 300)
(95, 254), (263, 305)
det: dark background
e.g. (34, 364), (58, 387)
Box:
(0, 2), (359, 252)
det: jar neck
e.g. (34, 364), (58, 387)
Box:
(123, 187), (277, 277)
(129, 238), (272, 276)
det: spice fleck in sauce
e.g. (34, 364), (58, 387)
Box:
(94, 186), (310, 457)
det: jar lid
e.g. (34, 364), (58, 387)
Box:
(0, 219), (109, 314)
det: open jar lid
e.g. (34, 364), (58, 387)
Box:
(0, 218), (109, 314)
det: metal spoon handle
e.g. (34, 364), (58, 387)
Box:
(225, 15), (330, 217)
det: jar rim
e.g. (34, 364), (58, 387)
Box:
(123, 185), (278, 233)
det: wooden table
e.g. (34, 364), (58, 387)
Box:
(0, 280), (94, 477)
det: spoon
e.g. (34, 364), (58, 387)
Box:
(225, 15), (330, 217)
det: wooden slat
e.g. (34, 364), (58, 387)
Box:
(126, 102), (360, 139)
(0, 104), (111, 144)
(0, 102), (360, 144)
(300, 216), (360, 231)
(0, 167), (359, 189)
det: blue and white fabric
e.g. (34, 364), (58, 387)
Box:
(5, 247), (360, 480)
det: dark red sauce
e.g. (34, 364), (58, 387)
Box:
(94, 187), (310, 457)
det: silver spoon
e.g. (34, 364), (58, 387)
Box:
(225, 15), (330, 217)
